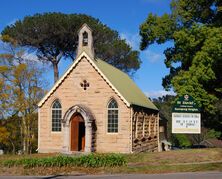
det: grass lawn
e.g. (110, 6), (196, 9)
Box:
(0, 148), (221, 175)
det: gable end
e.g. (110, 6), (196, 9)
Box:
(38, 52), (131, 108)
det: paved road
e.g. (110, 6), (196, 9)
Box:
(0, 172), (222, 179)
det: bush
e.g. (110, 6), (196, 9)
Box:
(3, 153), (127, 168)
(206, 129), (221, 139)
(172, 134), (192, 148)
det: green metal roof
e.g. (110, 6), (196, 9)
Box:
(94, 58), (158, 110)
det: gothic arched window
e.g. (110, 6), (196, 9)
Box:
(107, 99), (118, 133)
(52, 100), (62, 132)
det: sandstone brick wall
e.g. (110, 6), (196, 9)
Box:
(38, 57), (131, 153)
(132, 106), (159, 153)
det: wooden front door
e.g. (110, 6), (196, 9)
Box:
(70, 114), (85, 151)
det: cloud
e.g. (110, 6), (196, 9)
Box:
(145, 90), (175, 98)
(120, 32), (140, 50)
(120, 32), (164, 63)
(143, 49), (164, 63)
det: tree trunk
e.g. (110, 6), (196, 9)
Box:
(22, 115), (30, 154)
(27, 119), (30, 154)
(53, 62), (59, 83)
(22, 116), (27, 154)
(9, 139), (15, 154)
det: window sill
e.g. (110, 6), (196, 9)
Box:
(51, 131), (62, 134)
(107, 132), (118, 135)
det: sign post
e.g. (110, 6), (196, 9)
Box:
(172, 94), (201, 134)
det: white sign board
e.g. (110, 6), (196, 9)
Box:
(172, 113), (201, 134)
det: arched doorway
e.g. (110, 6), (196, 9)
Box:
(70, 113), (85, 151)
(62, 105), (94, 153)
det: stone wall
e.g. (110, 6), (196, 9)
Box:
(38, 57), (131, 153)
(132, 106), (159, 153)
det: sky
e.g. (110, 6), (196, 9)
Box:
(0, 0), (175, 98)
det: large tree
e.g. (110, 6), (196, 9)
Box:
(140, 0), (222, 130)
(0, 39), (45, 153)
(1, 13), (141, 83)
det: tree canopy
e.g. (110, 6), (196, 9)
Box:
(140, 0), (222, 117)
(0, 39), (45, 153)
(1, 13), (141, 83)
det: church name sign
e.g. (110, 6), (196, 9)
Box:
(172, 94), (201, 134)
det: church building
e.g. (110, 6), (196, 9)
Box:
(38, 24), (159, 153)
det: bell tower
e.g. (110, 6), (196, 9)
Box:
(77, 23), (94, 59)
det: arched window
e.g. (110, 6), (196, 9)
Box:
(82, 31), (88, 46)
(52, 100), (62, 132)
(107, 99), (118, 133)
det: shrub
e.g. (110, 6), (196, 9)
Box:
(3, 153), (127, 168)
(172, 134), (192, 148)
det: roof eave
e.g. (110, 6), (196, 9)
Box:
(131, 103), (159, 112)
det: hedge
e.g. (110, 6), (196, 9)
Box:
(3, 153), (127, 168)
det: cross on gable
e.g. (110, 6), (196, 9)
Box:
(80, 80), (90, 90)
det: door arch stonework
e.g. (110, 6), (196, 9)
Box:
(62, 105), (94, 153)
